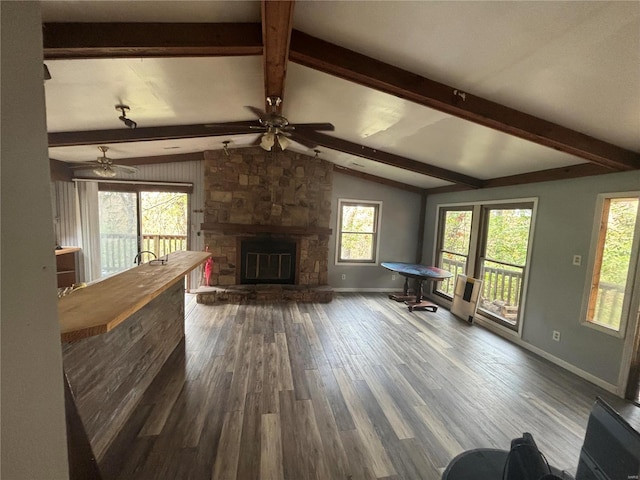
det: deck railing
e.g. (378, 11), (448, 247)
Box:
(100, 233), (187, 276)
(141, 234), (188, 258)
(440, 258), (625, 326)
(439, 257), (466, 295)
(592, 281), (626, 328)
(440, 257), (524, 321)
(479, 259), (524, 321)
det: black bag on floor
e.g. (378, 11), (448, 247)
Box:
(503, 433), (563, 480)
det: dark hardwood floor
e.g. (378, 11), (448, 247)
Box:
(100, 293), (640, 480)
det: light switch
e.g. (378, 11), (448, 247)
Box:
(573, 255), (582, 266)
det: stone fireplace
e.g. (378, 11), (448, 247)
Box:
(198, 147), (333, 303)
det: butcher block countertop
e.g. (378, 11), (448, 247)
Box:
(58, 250), (211, 343)
(55, 246), (81, 255)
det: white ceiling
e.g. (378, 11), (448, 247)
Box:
(42, 1), (640, 189)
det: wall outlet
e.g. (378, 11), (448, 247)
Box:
(572, 255), (582, 266)
(341, 274), (346, 280)
(392, 274), (397, 281)
(552, 330), (561, 342)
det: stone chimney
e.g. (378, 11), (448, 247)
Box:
(201, 147), (333, 287)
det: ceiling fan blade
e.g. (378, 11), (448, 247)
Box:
(204, 120), (261, 133)
(113, 164), (139, 174)
(288, 122), (335, 132)
(288, 132), (319, 149)
(245, 106), (268, 121)
(68, 162), (98, 169)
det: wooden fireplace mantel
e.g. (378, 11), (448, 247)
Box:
(200, 222), (332, 236)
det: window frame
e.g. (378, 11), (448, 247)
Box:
(475, 202), (535, 330)
(434, 206), (475, 298)
(335, 198), (382, 265)
(581, 191), (640, 338)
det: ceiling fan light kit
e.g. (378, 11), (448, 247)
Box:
(277, 134), (290, 150)
(93, 165), (118, 178)
(260, 132), (276, 151)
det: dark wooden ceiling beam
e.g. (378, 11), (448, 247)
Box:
(110, 151), (204, 166)
(49, 123), (481, 187)
(302, 131), (482, 188)
(290, 30), (640, 172)
(261, 1), (295, 112)
(48, 122), (257, 147)
(484, 162), (613, 188)
(43, 23), (263, 59)
(424, 162), (615, 195)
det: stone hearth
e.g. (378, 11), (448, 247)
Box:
(199, 147), (333, 303)
(195, 285), (333, 305)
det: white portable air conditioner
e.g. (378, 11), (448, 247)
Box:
(450, 274), (483, 324)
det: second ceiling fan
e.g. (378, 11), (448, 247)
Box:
(70, 146), (138, 177)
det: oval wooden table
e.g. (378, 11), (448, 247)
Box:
(381, 262), (452, 312)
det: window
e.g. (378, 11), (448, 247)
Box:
(434, 199), (536, 331)
(583, 193), (640, 335)
(336, 199), (381, 264)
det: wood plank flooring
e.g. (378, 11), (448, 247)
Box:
(100, 293), (640, 480)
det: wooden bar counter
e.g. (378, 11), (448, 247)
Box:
(59, 250), (210, 342)
(60, 250), (210, 461)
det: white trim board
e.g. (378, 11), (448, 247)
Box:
(474, 316), (618, 395)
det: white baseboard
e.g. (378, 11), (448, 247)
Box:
(474, 316), (619, 395)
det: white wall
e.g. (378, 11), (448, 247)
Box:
(1, 2), (70, 478)
(329, 172), (422, 290)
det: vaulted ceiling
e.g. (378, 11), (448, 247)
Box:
(43, 1), (640, 193)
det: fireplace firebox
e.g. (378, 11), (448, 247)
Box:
(239, 238), (297, 285)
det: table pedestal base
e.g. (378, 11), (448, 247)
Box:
(388, 293), (416, 302)
(381, 262), (452, 314)
(405, 300), (438, 312)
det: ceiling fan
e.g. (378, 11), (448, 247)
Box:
(208, 96), (334, 151)
(70, 146), (138, 178)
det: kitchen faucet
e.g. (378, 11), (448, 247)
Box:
(133, 250), (157, 265)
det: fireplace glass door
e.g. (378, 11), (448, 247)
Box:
(240, 239), (296, 284)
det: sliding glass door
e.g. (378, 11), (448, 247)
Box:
(99, 191), (139, 276)
(98, 188), (188, 277)
(477, 204), (533, 328)
(140, 191), (189, 258)
(435, 200), (535, 331)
